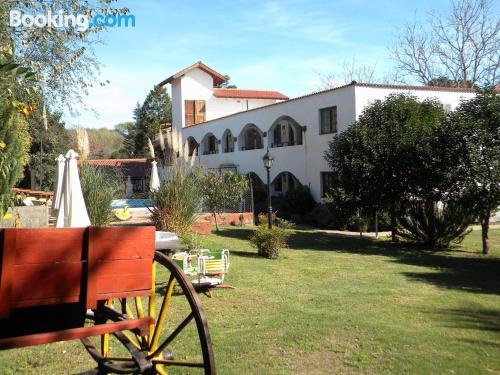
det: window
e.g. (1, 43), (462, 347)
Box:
(320, 106), (337, 134)
(185, 100), (206, 126)
(321, 172), (335, 197)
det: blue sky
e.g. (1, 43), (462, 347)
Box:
(69, 0), (461, 129)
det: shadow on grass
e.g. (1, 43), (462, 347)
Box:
(434, 306), (500, 333)
(215, 227), (500, 296)
(292, 231), (500, 295)
(212, 228), (252, 242)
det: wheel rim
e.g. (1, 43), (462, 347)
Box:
(82, 251), (216, 374)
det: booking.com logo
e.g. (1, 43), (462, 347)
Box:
(9, 10), (135, 32)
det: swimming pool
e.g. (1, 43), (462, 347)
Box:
(111, 199), (153, 209)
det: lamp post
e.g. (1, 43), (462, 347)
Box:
(262, 149), (274, 229)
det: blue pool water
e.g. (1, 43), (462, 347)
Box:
(111, 199), (153, 209)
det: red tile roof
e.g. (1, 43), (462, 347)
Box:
(85, 159), (148, 178)
(85, 159), (147, 167)
(213, 88), (289, 100)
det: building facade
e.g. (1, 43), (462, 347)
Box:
(160, 62), (476, 201)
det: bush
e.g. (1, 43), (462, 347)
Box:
(80, 164), (120, 226)
(398, 200), (475, 247)
(151, 164), (202, 236)
(250, 214), (293, 259)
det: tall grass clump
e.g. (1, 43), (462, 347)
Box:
(151, 128), (202, 236)
(80, 163), (120, 226)
(151, 163), (202, 236)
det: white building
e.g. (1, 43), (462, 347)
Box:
(159, 62), (476, 201)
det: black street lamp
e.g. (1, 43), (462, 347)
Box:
(262, 148), (274, 229)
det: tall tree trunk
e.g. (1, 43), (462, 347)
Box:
(390, 202), (398, 242)
(480, 209), (490, 255)
(213, 211), (219, 232)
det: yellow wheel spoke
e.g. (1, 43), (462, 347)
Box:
(149, 262), (156, 340)
(150, 274), (176, 351)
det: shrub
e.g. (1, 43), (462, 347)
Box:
(151, 164), (202, 236)
(250, 214), (293, 259)
(80, 164), (120, 226)
(397, 200), (475, 247)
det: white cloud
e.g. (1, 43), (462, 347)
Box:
(238, 0), (350, 45)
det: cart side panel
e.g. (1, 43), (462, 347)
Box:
(0, 229), (14, 319)
(86, 226), (155, 309)
(8, 228), (86, 310)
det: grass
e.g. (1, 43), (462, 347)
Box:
(0, 228), (499, 374)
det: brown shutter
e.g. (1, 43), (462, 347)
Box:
(185, 100), (194, 126)
(195, 100), (206, 124)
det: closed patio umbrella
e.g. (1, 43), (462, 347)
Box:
(51, 154), (65, 213)
(125, 175), (134, 197)
(56, 149), (91, 228)
(150, 160), (160, 192)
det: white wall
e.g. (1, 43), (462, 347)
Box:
(171, 68), (282, 129)
(181, 85), (358, 201)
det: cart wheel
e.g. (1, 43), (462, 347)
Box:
(81, 251), (216, 374)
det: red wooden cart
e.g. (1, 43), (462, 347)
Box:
(0, 226), (215, 374)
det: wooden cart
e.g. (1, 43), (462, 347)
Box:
(0, 226), (215, 374)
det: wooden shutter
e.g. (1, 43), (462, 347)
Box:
(184, 100), (194, 126)
(195, 100), (206, 124)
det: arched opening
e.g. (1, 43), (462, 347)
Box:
(200, 133), (219, 155)
(222, 129), (235, 153)
(239, 124), (264, 151)
(271, 171), (302, 195)
(268, 116), (303, 148)
(186, 136), (198, 156)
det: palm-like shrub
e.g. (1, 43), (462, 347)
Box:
(80, 164), (120, 226)
(398, 200), (475, 247)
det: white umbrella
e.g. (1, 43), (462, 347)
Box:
(56, 149), (91, 228)
(125, 175), (134, 197)
(150, 161), (160, 192)
(51, 154), (65, 213)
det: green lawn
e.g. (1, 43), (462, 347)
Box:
(0, 228), (499, 374)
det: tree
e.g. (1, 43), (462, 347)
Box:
(11, 88), (70, 191)
(0, 102), (30, 218)
(0, 0), (130, 111)
(114, 121), (136, 157)
(140, 85), (172, 137)
(129, 86), (172, 157)
(391, 0), (499, 87)
(439, 89), (500, 254)
(201, 171), (248, 231)
(324, 94), (446, 241)
(315, 57), (378, 90)
(68, 128), (125, 159)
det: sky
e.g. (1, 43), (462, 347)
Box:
(67, 0), (465, 129)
